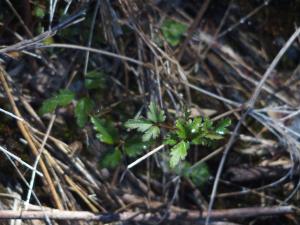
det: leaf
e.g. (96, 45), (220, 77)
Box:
(170, 141), (189, 168)
(55, 89), (75, 106)
(175, 119), (188, 139)
(40, 89), (74, 114)
(100, 148), (122, 168)
(147, 102), (166, 123)
(164, 137), (177, 146)
(124, 118), (153, 132)
(187, 163), (210, 187)
(34, 6), (45, 18)
(142, 125), (160, 141)
(39, 98), (58, 115)
(85, 70), (106, 90)
(124, 137), (150, 157)
(91, 117), (118, 145)
(205, 133), (223, 140)
(190, 117), (202, 133)
(161, 19), (188, 46)
(203, 117), (213, 131)
(215, 118), (231, 135)
(75, 98), (94, 128)
(164, 132), (178, 146)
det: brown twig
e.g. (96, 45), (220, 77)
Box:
(0, 206), (296, 221)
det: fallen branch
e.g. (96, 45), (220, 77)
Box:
(0, 206), (296, 222)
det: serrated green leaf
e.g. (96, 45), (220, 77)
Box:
(91, 117), (118, 145)
(170, 141), (189, 168)
(40, 89), (74, 114)
(142, 125), (160, 141)
(190, 117), (202, 133)
(124, 137), (150, 157)
(216, 118), (231, 135)
(164, 137), (177, 146)
(39, 98), (58, 115)
(124, 119), (153, 132)
(164, 132), (178, 146)
(161, 19), (188, 46)
(147, 102), (166, 123)
(205, 133), (223, 140)
(85, 70), (106, 90)
(100, 148), (122, 168)
(203, 117), (213, 131)
(75, 98), (94, 128)
(175, 119), (188, 139)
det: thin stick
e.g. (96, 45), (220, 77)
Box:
(24, 115), (56, 209)
(184, 82), (241, 107)
(41, 43), (147, 67)
(0, 206), (296, 221)
(0, 107), (24, 121)
(128, 144), (165, 169)
(83, 0), (100, 75)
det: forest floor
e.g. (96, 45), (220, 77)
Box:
(1, 0), (300, 224)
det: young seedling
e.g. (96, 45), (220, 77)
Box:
(125, 102), (231, 168)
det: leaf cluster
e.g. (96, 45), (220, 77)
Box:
(161, 19), (188, 46)
(165, 117), (231, 167)
(124, 102), (166, 142)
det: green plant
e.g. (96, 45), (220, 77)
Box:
(125, 103), (231, 168)
(161, 19), (188, 46)
(40, 89), (230, 176)
(40, 89), (75, 114)
(125, 102), (166, 142)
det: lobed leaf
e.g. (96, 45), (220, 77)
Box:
(169, 141), (189, 168)
(124, 136), (150, 157)
(142, 125), (160, 142)
(161, 19), (188, 46)
(147, 102), (166, 123)
(215, 118), (231, 135)
(124, 118), (153, 132)
(75, 98), (94, 128)
(175, 119), (188, 139)
(91, 117), (119, 145)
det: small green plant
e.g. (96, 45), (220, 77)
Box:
(40, 89), (230, 181)
(125, 103), (231, 168)
(161, 19), (188, 46)
(125, 102), (166, 142)
(40, 89), (75, 114)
